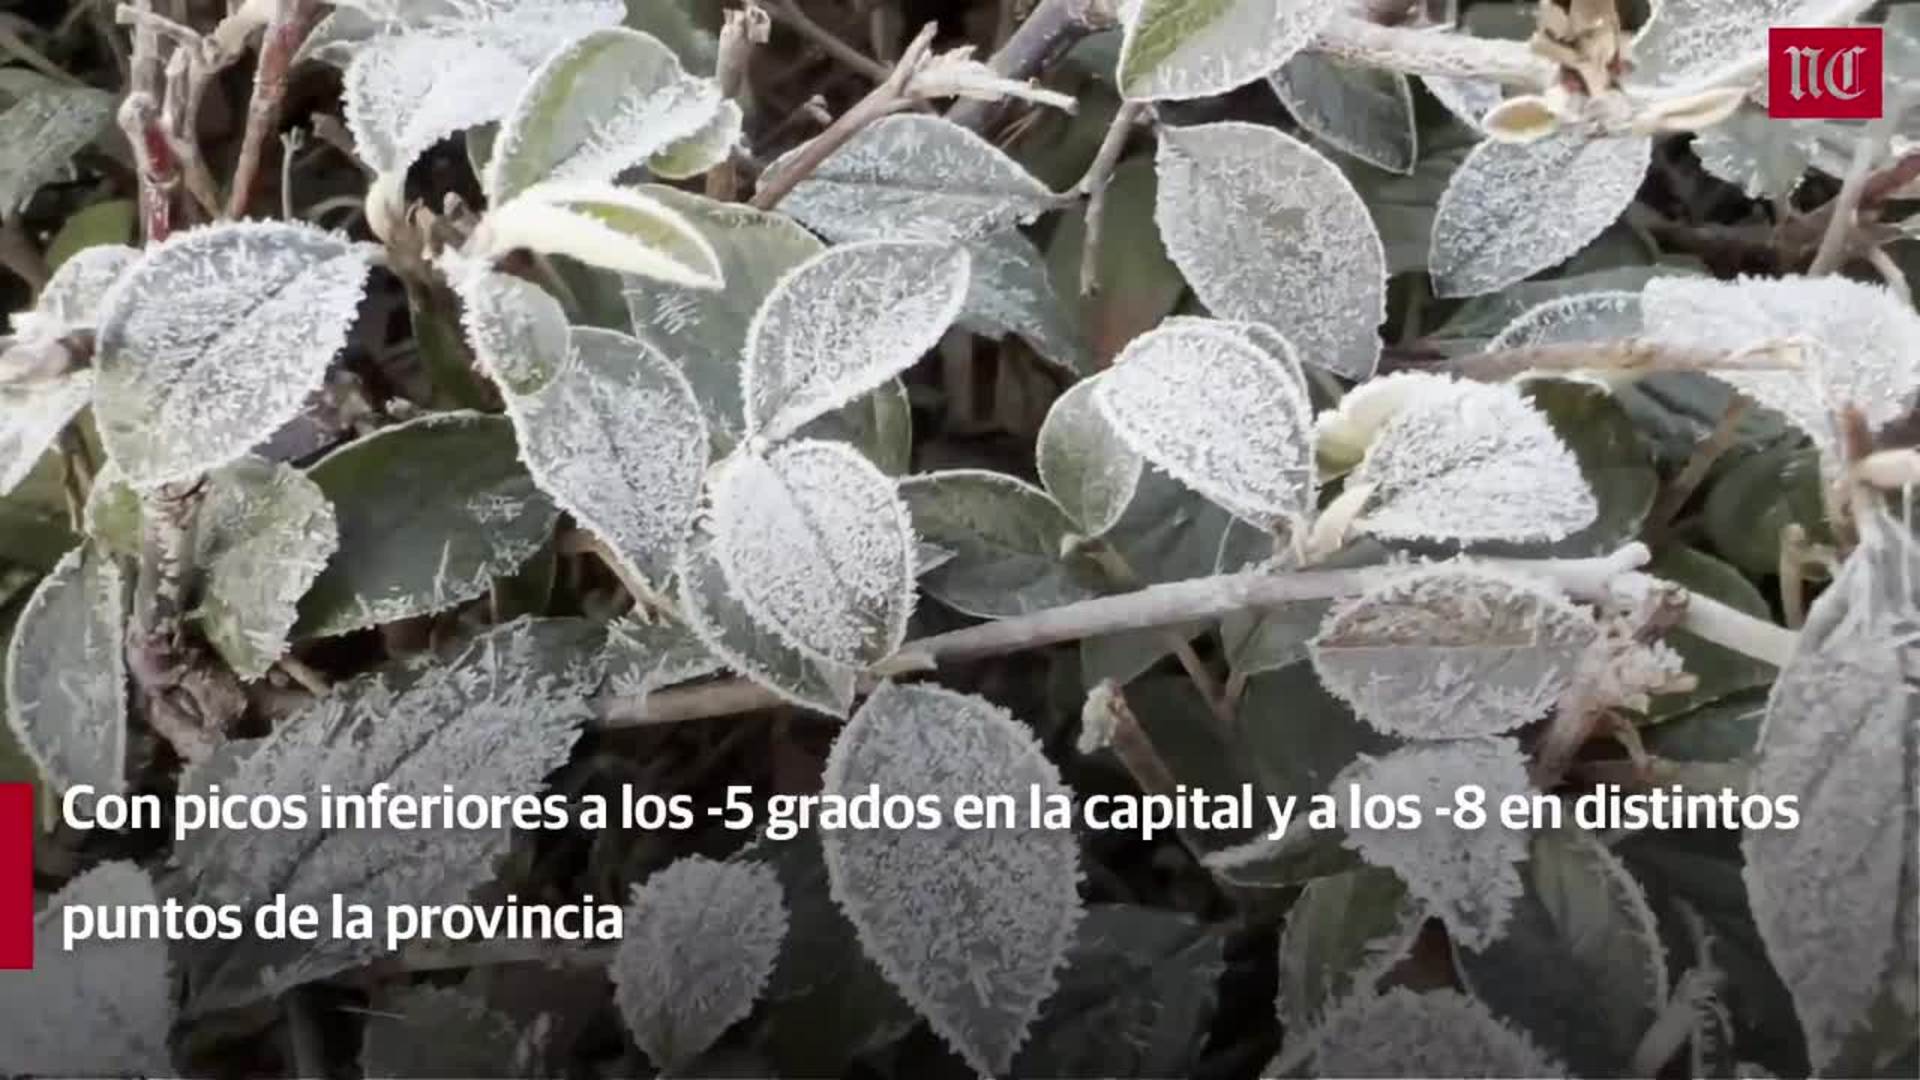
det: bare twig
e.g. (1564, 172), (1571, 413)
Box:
(1865, 245), (1913, 305)
(948, 0), (1117, 130)
(227, 0), (321, 220)
(1076, 100), (1142, 298)
(1809, 89), (1916, 275)
(708, 5), (769, 201)
(1647, 398), (1750, 534)
(0, 213), (49, 292)
(767, 0), (890, 82)
(749, 23), (936, 210)
(0, 24), (84, 85)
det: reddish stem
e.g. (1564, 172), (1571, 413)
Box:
(227, 0), (320, 219)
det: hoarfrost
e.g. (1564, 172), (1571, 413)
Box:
(0, 83), (114, 212)
(484, 27), (726, 204)
(1429, 130), (1651, 298)
(603, 616), (722, 701)
(190, 458), (340, 679)
(361, 984), (531, 1077)
(823, 682), (1083, 1075)
(0, 371), (92, 497)
(1037, 374), (1142, 537)
(776, 114), (1057, 242)
(1269, 54), (1416, 174)
(315, 0), (623, 66)
(4, 544), (126, 792)
(1486, 291), (1642, 353)
(29, 244), (141, 332)
(899, 469), (1100, 618)
(1276, 866), (1424, 1033)
(93, 221), (372, 488)
(955, 228), (1087, 374)
(1154, 122), (1386, 379)
(1742, 505), (1920, 1071)
(1640, 275), (1920, 465)
(0, 862), (173, 1076)
(1306, 987), (1566, 1076)
(1309, 563), (1597, 739)
(741, 239), (968, 441)
(1094, 319), (1315, 529)
(612, 856), (788, 1071)
(1631, 0), (1865, 88)
(472, 182), (722, 287)
(710, 440), (915, 666)
(1116, 0), (1343, 101)
(180, 619), (606, 1010)
(1349, 376), (1597, 543)
(1424, 75), (1505, 132)
(1314, 370), (1452, 479)
(1337, 738), (1532, 950)
(343, 31), (530, 180)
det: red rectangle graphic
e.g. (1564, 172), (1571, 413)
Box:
(1769, 26), (1883, 119)
(0, 784), (33, 969)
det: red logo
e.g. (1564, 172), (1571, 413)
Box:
(1769, 26), (1883, 119)
(0, 784), (32, 969)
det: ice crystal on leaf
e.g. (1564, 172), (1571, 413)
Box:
(1154, 122), (1386, 379)
(27, 243), (141, 334)
(1630, 0), (1864, 88)
(1275, 867), (1424, 1034)
(603, 617), (722, 702)
(953, 228), (1087, 373)
(741, 239), (968, 441)
(343, 32), (530, 182)
(0, 372), (91, 498)
(1742, 505), (1920, 1071)
(472, 182), (723, 287)
(1640, 275), (1920, 467)
(710, 440), (916, 666)
(361, 984), (532, 1077)
(1116, 0), (1343, 101)
(316, 0), (623, 66)
(0, 862), (174, 1076)
(180, 619), (606, 1011)
(0, 82), (114, 212)
(1337, 737), (1532, 950)
(1349, 375), (1597, 543)
(4, 544), (126, 793)
(823, 682), (1083, 1076)
(776, 114), (1058, 242)
(1304, 987), (1566, 1076)
(1313, 370), (1451, 479)
(1309, 563), (1597, 739)
(899, 469), (1100, 618)
(1037, 373), (1142, 537)
(1094, 318), (1315, 530)
(484, 27), (727, 205)
(1424, 75), (1505, 132)
(1486, 290), (1641, 354)
(93, 221), (372, 488)
(1268, 54), (1416, 175)
(1430, 130), (1651, 298)
(612, 856), (788, 1072)
(677, 519), (857, 716)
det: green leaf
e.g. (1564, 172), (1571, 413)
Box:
(1645, 545), (1776, 716)
(485, 27), (726, 204)
(1701, 442), (1829, 578)
(1117, 0), (1341, 101)
(476, 182), (723, 286)
(899, 470), (1101, 618)
(0, 84), (114, 212)
(1046, 157), (1184, 365)
(3, 543), (126, 795)
(0, 586), (50, 828)
(44, 200), (135, 273)
(802, 377), (914, 477)
(296, 412), (558, 637)
(1276, 867), (1422, 1033)
(189, 458), (338, 679)
(0, 453), (77, 571)
(1038, 374), (1142, 537)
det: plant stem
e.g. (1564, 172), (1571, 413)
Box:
(1075, 100), (1141, 298)
(947, 0), (1119, 130)
(227, 0), (320, 220)
(748, 22), (934, 210)
(0, 212), (49, 291)
(1808, 88), (1915, 275)
(707, 5), (769, 201)
(1647, 397), (1749, 535)
(767, 0), (890, 82)
(1309, 12), (1552, 85)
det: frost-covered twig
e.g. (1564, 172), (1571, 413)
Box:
(117, 0), (178, 243)
(227, 0), (321, 220)
(1076, 101), (1143, 298)
(1309, 12), (1553, 86)
(707, 5), (769, 201)
(601, 544), (1799, 726)
(1809, 89), (1916, 275)
(947, 0), (1119, 130)
(1446, 336), (1803, 382)
(1648, 398), (1750, 535)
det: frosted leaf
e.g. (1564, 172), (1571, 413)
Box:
(1741, 508), (1920, 1071)
(485, 27), (726, 204)
(1309, 564), (1597, 739)
(475, 182), (722, 287)
(1429, 130), (1652, 298)
(710, 440), (915, 666)
(0, 862), (173, 1076)
(312, 0), (623, 66)
(648, 99), (741, 180)
(180, 618), (605, 1011)
(1485, 290), (1641, 353)
(1037, 375), (1142, 537)
(741, 239), (968, 441)
(1349, 376), (1597, 543)
(1640, 275), (1920, 465)
(603, 616), (722, 701)
(899, 470), (1100, 618)
(362, 985), (531, 1078)
(677, 519), (857, 716)
(1275, 867), (1423, 1034)
(823, 682), (1083, 1075)
(0, 83), (114, 212)
(30, 243), (141, 332)
(93, 221), (373, 488)
(1305, 988), (1565, 1076)
(0, 370), (91, 498)
(1424, 75), (1505, 132)
(801, 376), (915, 476)
(612, 856), (788, 1071)
(1116, 0), (1342, 101)
(1154, 122), (1386, 379)
(1689, 107), (1821, 199)
(622, 186), (823, 452)
(453, 266), (571, 395)
(1094, 319), (1314, 529)
(1337, 737), (1532, 950)
(1313, 370), (1452, 479)
(1630, 0), (1863, 88)
(956, 228), (1087, 374)
(776, 115), (1057, 243)
(297, 412), (558, 637)
(1458, 824), (1669, 1074)
(1269, 54), (1416, 174)
(4, 544), (126, 793)
(343, 31), (531, 180)
(194, 458), (339, 679)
